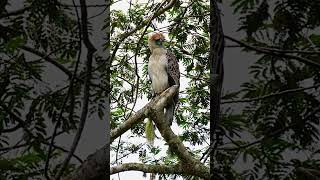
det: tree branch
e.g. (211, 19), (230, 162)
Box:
(219, 106), (320, 151)
(62, 144), (109, 180)
(1, 124), (21, 133)
(222, 84), (320, 104)
(66, 86), (204, 179)
(0, 7), (30, 18)
(20, 45), (109, 93)
(110, 0), (177, 62)
(110, 85), (178, 142)
(44, 0), (83, 178)
(0, 104), (82, 164)
(209, 1), (225, 178)
(111, 163), (185, 176)
(225, 44), (320, 54)
(147, 86), (210, 179)
(296, 167), (320, 178)
(225, 35), (320, 69)
(55, 0), (97, 178)
(20, 45), (72, 77)
(111, 86), (209, 179)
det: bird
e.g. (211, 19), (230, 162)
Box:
(147, 32), (180, 126)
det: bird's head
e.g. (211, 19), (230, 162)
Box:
(148, 32), (165, 51)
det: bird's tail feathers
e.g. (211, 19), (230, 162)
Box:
(165, 103), (175, 126)
(145, 118), (155, 145)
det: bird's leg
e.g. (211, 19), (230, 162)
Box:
(151, 88), (165, 98)
(151, 90), (157, 99)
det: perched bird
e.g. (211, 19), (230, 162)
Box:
(147, 32), (180, 126)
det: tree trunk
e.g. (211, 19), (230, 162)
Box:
(209, 0), (225, 179)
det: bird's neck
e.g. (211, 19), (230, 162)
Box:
(151, 47), (166, 55)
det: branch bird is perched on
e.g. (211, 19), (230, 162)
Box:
(147, 32), (180, 126)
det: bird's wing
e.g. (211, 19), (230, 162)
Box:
(166, 50), (180, 86)
(165, 50), (180, 125)
(148, 66), (153, 83)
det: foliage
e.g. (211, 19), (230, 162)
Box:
(219, 0), (320, 179)
(0, 0), (108, 179)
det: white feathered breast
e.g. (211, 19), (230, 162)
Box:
(148, 48), (169, 94)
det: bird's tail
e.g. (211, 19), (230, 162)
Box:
(145, 118), (155, 145)
(165, 102), (175, 126)
(165, 93), (178, 126)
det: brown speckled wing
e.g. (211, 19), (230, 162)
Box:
(166, 50), (180, 87)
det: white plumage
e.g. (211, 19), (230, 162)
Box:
(148, 48), (169, 94)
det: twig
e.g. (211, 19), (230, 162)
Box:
(61, 3), (111, 8)
(225, 44), (320, 54)
(0, 7), (30, 18)
(110, 0), (177, 62)
(44, 0), (83, 178)
(259, 47), (320, 55)
(1, 124), (21, 133)
(222, 84), (320, 104)
(87, 1), (118, 20)
(111, 143), (144, 164)
(225, 35), (320, 69)
(110, 163), (189, 176)
(125, 0), (166, 120)
(20, 45), (108, 93)
(219, 106), (320, 151)
(115, 136), (122, 180)
(0, 106), (82, 163)
(0, 133), (83, 163)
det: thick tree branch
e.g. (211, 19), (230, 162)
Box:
(111, 85), (209, 179)
(110, 163), (187, 176)
(62, 144), (109, 180)
(147, 86), (210, 179)
(66, 86), (200, 179)
(149, 111), (210, 179)
(110, 85), (179, 142)
(209, 1), (225, 179)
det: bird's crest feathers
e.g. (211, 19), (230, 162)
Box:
(149, 32), (165, 42)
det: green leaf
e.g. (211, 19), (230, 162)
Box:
(5, 36), (26, 51)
